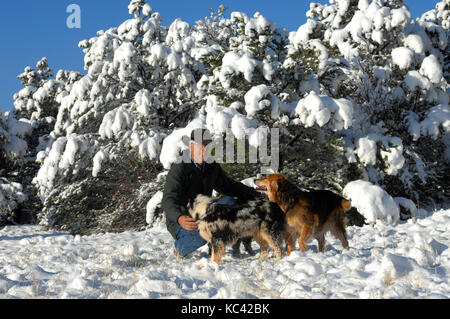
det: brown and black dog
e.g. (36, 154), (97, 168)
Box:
(255, 174), (351, 254)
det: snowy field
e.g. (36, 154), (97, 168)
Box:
(0, 208), (449, 299)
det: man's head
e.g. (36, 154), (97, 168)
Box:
(189, 128), (213, 165)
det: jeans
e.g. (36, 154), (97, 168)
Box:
(174, 196), (238, 256)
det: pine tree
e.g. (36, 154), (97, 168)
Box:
(299, 0), (449, 210)
(33, 0), (202, 232)
(0, 107), (31, 225)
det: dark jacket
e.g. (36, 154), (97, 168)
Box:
(162, 160), (262, 239)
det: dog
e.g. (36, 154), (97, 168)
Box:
(255, 174), (351, 254)
(188, 194), (286, 263)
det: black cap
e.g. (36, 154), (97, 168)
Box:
(190, 128), (213, 146)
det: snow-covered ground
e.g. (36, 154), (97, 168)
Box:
(0, 208), (449, 299)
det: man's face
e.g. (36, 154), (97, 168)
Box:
(189, 141), (207, 165)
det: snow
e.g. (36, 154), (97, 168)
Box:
(419, 104), (450, 139)
(295, 91), (353, 130)
(34, 137), (67, 195)
(220, 52), (258, 88)
(33, 134), (89, 199)
(248, 126), (270, 149)
(167, 19), (191, 44)
(391, 47), (415, 70)
(159, 117), (204, 169)
(245, 12), (275, 37)
(142, 3), (152, 17)
(128, 0), (143, 16)
(114, 42), (137, 81)
(60, 134), (87, 171)
(347, 10), (373, 43)
(291, 20), (318, 44)
(0, 179), (28, 212)
(219, 51), (273, 90)
(3, 135), (28, 160)
(404, 70), (431, 91)
(230, 113), (258, 140)
(420, 55), (443, 84)
(244, 84), (279, 119)
(0, 207), (448, 299)
(92, 150), (108, 177)
(99, 106), (133, 139)
(404, 34), (427, 55)
(343, 180), (400, 225)
(371, 30), (383, 44)
(231, 11), (249, 23)
(380, 145), (405, 175)
(1, 115), (32, 159)
(356, 136), (377, 166)
(205, 103), (236, 135)
(390, 7), (411, 28)
(309, 39), (329, 72)
(139, 135), (162, 160)
(167, 52), (182, 71)
(135, 89), (152, 116)
(146, 191), (163, 225)
(394, 197), (419, 218)
(17, 86), (36, 100)
(407, 104), (450, 141)
(149, 43), (169, 62)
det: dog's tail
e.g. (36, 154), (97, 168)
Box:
(341, 199), (351, 211)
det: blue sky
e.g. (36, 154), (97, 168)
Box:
(0, 0), (441, 112)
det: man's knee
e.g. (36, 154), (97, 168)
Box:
(175, 227), (207, 256)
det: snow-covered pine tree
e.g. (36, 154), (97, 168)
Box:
(299, 0), (449, 213)
(14, 58), (55, 119)
(32, 1), (208, 233)
(0, 106), (31, 225)
(1, 58), (79, 225)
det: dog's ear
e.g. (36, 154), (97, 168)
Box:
(278, 175), (290, 187)
(188, 198), (198, 219)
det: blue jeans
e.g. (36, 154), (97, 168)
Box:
(174, 196), (238, 256)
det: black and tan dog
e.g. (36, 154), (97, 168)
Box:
(188, 194), (286, 263)
(255, 174), (351, 254)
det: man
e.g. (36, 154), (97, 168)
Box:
(162, 128), (262, 257)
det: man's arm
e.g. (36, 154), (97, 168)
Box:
(213, 164), (263, 201)
(161, 164), (188, 227)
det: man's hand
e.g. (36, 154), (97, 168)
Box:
(178, 215), (199, 231)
